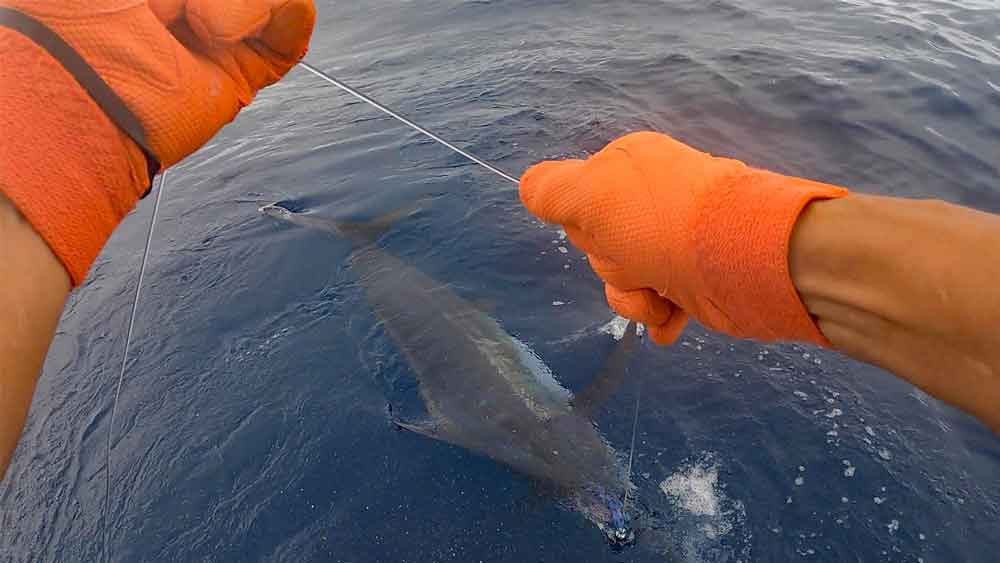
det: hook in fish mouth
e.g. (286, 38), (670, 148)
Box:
(603, 523), (636, 547)
(596, 493), (636, 547)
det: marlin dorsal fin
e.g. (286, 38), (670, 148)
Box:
(337, 203), (421, 244)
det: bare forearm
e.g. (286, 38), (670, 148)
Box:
(791, 194), (1000, 431)
(0, 192), (70, 477)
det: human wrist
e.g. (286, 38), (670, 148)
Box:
(789, 193), (857, 307)
(789, 193), (910, 320)
(787, 192), (906, 352)
(791, 193), (1000, 344)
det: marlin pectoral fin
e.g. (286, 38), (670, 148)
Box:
(572, 321), (640, 416)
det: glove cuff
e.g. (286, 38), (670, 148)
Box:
(694, 168), (849, 346)
(0, 29), (149, 286)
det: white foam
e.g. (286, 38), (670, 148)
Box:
(660, 465), (721, 517)
(657, 458), (749, 560)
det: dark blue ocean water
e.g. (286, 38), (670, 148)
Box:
(3, 1), (1000, 561)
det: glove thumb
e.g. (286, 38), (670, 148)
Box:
(520, 159), (590, 226)
(185, 0), (315, 59)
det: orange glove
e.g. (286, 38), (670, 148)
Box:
(0, 0), (316, 285)
(521, 132), (848, 346)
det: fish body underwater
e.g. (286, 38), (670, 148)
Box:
(260, 203), (638, 544)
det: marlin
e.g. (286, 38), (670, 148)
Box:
(260, 202), (641, 544)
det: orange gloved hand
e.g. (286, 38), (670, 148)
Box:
(521, 132), (848, 346)
(0, 0), (316, 285)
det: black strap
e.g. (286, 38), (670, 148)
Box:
(0, 6), (160, 195)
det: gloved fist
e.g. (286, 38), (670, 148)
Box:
(0, 0), (315, 285)
(521, 132), (848, 345)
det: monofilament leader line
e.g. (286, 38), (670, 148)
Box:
(297, 62), (521, 185)
(623, 364), (642, 514)
(103, 61), (641, 560)
(103, 169), (167, 562)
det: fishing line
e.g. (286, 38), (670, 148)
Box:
(298, 62), (520, 185)
(622, 361), (642, 515)
(103, 169), (168, 562)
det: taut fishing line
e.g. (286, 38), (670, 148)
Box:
(102, 61), (641, 560)
(623, 361), (642, 515)
(102, 170), (168, 561)
(298, 62), (520, 185)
